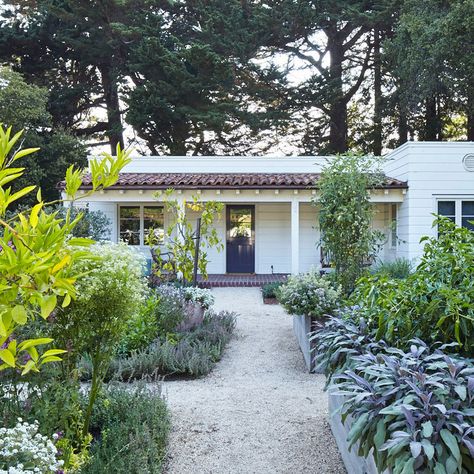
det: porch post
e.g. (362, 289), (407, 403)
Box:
(291, 199), (300, 275)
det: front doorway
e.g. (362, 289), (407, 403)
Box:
(226, 205), (255, 273)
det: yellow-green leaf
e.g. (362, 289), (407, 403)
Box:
(52, 255), (71, 274)
(11, 305), (27, 325)
(41, 355), (63, 364)
(30, 202), (42, 228)
(62, 293), (72, 308)
(21, 359), (37, 376)
(0, 349), (15, 367)
(41, 349), (67, 358)
(18, 338), (53, 351)
(40, 294), (57, 319)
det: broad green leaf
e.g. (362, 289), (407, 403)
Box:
(21, 359), (36, 376)
(421, 440), (435, 460)
(40, 294), (57, 319)
(11, 305), (27, 325)
(422, 421), (434, 438)
(41, 355), (63, 364)
(18, 338), (53, 351)
(440, 429), (461, 462)
(30, 202), (42, 228)
(41, 349), (67, 358)
(0, 348), (15, 367)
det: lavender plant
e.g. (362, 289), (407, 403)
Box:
(331, 340), (474, 474)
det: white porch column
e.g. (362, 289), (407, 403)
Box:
(291, 199), (300, 275)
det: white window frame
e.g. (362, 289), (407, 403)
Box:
(435, 196), (474, 229)
(118, 203), (164, 247)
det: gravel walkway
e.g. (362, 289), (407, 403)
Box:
(163, 288), (345, 474)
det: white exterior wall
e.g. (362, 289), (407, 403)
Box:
(255, 203), (291, 274)
(384, 142), (474, 262)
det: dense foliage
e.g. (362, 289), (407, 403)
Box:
(371, 258), (413, 280)
(278, 272), (340, 319)
(1, 1), (472, 157)
(261, 282), (284, 299)
(0, 126), (130, 375)
(52, 243), (147, 435)
(82, 386), (169, 474)
(315, 321), (474, 474)
(352, 217), (474, 356)
(81, 310), (236, 380)
(317, 153), (385, 294)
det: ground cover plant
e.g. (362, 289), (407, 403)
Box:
(278, 271), (340, 318)
(80, 310), (236, 380)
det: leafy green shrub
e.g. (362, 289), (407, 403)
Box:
(278, 272), (341, 318)
(329, 339), (474, 474)
(80, 311), (236, 379)
(54, 204), (111, 240)
(371, 258), (412, 279)
(82, 385), (169, 474)
(352, 217), (474, 355)
(52, 242), (147, 435)
(317, 153), (385, 294)
(261, 281), (283, 299)
(0, 375), (90, 471)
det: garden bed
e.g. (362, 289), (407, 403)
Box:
(263, 296), (279, 305)
(292, 314), (324, 373)
(328, 393), (388, 474)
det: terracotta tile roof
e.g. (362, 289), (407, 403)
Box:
(73, 172), (407, 190)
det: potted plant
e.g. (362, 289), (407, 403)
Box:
(261, 282), (283, 304)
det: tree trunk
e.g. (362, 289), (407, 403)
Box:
(373, 28), (383, 155)
(423, 95), (440, 141)
(397, 93), (408, 146)
(467, 88), (474, 141)
(100, 65), (124, 153)
(327, 30), (348, 154)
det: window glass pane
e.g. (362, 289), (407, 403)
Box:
(120, 206), (140, 245)
(391, 204), (397, 247)
(438, 201), (455, 217)
(229, 208), (252, 238)
(462, 217), (474, 231)
(462, 201), (474, 216)
(144, 206), (164, 243)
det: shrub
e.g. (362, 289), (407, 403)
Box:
(261, 281), (283, 299)
(330, 340), (474, 474)
(316, 153), (385, 294)
(183, 286), (215, 309)
(278, 272), (341, 318)
(52, 242), (147, 435)
(54, 204), (111, 240)
(0, 420), (64, 473)
(352, 217), (474, 355)
(371, 258), (412, 279)
(312, 314), (386, 381)
(82, 385), (169, 474)
(80, 311), (236, 380)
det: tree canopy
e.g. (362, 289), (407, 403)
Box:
(0, 0), (472, 187)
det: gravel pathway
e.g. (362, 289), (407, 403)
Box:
(163, 288), (345, 474)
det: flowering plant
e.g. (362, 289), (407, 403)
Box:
(0, 420), (63, 473)
(278, 272), (340, 318)
(183, 287), (214, 309)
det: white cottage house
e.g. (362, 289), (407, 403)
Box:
(68, 141), (474, 283)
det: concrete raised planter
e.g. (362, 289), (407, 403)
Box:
(328, 392), (389, 474)
(292, 314), (325, 373)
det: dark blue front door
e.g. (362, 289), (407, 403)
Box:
(226, 205), (255, 273)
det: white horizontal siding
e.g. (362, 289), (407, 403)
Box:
(255, 203), (291, 274)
